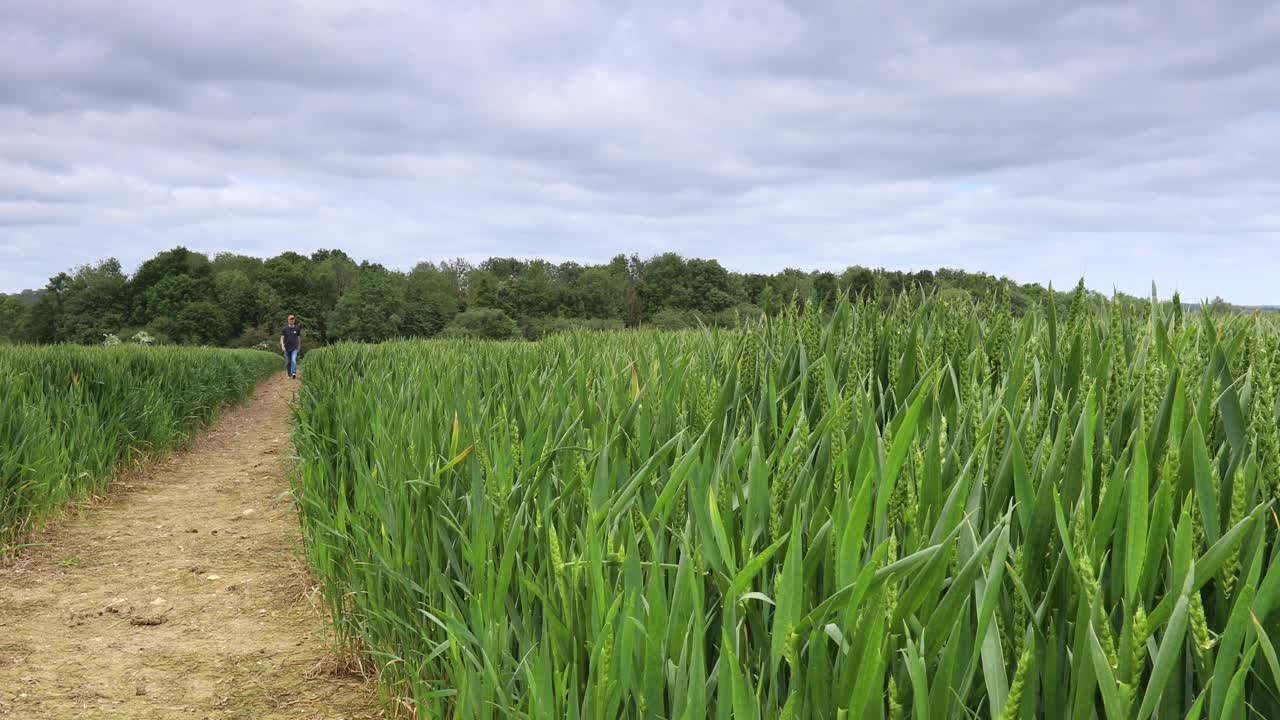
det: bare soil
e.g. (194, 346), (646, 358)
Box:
(0, 373), (383, 719)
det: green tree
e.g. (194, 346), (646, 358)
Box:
(637, 252), (692, 314)
(308, 251), (358, 342)
(480, 257), (526, 281)
(684, 258), (739, 313)
(840, 266), (876, 298)
(465, 269), (500, 308)
(10, 289), (42, 306)
(0, 295), (29, 342)
(214, 270), (259, 336)
(501, 260), (558, 318)
(402, 263), (462, 337)
(23, 273), (70, 343)
(769, 269), (814, 308)
(597, 254), (645, 326)
(2, 246), (1198, 346)
(175, 301), (233, 345)
(327, 267), (404, 342)
(570, 267), (626, 319)
(143, 274), (210, 324)
(52, 259), (131, 344)
(261, 252), (314, 306)
(739, 273), (768, 305)
(813, 271), (838, 310)
(129, 247), (211, 324)
(210, 252), (264, 279)
(553, 261), (584, 293)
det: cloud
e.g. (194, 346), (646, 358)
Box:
(1, 0), (1278, 302)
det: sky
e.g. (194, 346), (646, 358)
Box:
(1, 1), (1278, 303)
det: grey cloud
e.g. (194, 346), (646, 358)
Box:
(1, 0), (1278, 302)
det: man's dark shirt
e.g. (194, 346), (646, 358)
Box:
(282, 325), (301, 352)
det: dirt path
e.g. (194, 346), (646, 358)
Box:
(0, 373), (383, 719)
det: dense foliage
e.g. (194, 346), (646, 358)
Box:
(291, 288), (1280, 718)
(0, 247), (1104, 347)
(0, 345), (279, 550)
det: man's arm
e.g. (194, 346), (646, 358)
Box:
(280, 330), (286, 353)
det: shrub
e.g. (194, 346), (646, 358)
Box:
(522, 316), (626, 339)
(648, 308), (701, 330)
(441, 308), (522, 340)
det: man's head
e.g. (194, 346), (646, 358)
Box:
(287, 314), (297, 326)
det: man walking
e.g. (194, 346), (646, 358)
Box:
(280, 314), (302, 379)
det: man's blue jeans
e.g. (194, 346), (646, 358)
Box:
(285, 350), (298, 377)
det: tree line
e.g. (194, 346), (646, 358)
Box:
(0, 246), (1140, 347)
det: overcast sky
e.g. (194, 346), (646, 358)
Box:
(2, 1), (1278, 302)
